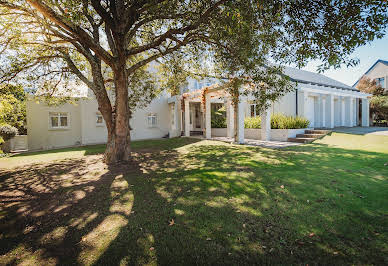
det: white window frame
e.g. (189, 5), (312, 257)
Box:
(96, 113), (104, 126)
(49, 112), (70, 129)
(147, 113), (158, 128)
(250, 104), (260, 117)
(376, 77), (385, 88)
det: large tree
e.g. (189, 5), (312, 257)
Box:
(0, 1), (387, 163)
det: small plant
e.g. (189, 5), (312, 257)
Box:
(244, 116), (261, 128)
(0, 124), (18, 141)
(244, 114), (309, 129)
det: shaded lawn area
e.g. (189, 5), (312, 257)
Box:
(0, 133), (387, 265)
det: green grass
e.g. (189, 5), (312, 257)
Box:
(0, 133), (387, 265)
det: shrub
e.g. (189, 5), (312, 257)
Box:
(211, 105), (227, 128)
(244, 116), (261, 128)
(0, 124), (18, 141)
(244, 114), (309, 129)
(271, 113), (310, 129)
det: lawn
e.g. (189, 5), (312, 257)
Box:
(0, 133), (387, 265)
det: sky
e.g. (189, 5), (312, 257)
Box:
(301, 30), (388, 87)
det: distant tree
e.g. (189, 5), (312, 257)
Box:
(0, 84), (27, 134)
(0, 1), (387, 163)
(357, 76), (388, 125)
(356, 76), (385, 96)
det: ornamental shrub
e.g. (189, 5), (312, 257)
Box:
(244, 116), (261, 128)
(244, 114), (309, 129)
(0, 124), (18, 141)
(211, 105), (227, 128)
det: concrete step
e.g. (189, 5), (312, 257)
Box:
(296, 134), (325, 138)
(305, 130), (331, 134)
(287, 137), (315, 143)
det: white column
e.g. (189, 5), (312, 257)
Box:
(261, 105), (271, 141)
(356, 98), (360, 126)
(361, 98), (370, 127)
(226, 98), (234, 138)
(317, 94), (323, 128)
(205, 93), (211, 139)
(326, 94), (334, 128)
(340, 97), (346, 126)
(353, 98), (357, 126)
(297, 90), (307, 117)
(349, 97), (354, 127)
(237, 94), (245, 144)
(344, 96), (352, 127)
(184, 99), (190, 137)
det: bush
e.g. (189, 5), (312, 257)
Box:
(271, 113), (310, 129)
(244, 116), (261, 128)
(211, 105), (227, 128)
(0, 124), (18, 141)
(244, 114), (309, 129)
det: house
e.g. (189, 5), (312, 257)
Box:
(26, 66), (370, 151)
(353, 59), (388, 90)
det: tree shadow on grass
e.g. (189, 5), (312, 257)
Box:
(1, 139), (387, 265)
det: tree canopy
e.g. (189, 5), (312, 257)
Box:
(0, 0), (387, 163)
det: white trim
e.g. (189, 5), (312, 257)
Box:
(299, 84), (370, 98)
(48, 112), (70, 130)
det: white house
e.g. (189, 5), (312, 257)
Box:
(353, 59), (388, 90)
(26, 66), (370, 151)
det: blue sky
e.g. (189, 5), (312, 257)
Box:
(302, 30), (388, 87)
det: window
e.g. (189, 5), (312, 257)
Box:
(147, 113), (157, 127)
(49, 112), (69, 128)
(96, 113), (104, 126)
(376, 77), (385, 88)
(250, 104), (260, 117)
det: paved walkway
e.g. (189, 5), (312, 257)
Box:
(194, 136), (302, 149)
(333, 127), (388, 136)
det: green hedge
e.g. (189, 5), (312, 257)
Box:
(244, 114), (309, 129)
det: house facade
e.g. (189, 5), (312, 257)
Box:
(353, 59), (388, 90)
(26, 67), (370, 151)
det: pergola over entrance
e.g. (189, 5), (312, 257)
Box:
(167, 83), (272, 144)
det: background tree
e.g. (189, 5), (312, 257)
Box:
(357, 76), (388, 125)
(0, 84), (27, 134)
(0, 0), (387, 163)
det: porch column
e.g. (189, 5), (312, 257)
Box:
(361, 98), (370, 127)
(237, 94), (245, 144)
(226, 98), (234, 138)
(344, 96), (352, 127)
(205, 93), (211, 139)
(356, 98), (360, 126)
(326, 94), (334, 128)
(261, 104), (271, 141)
(317, 94), (323, 128)
(353, 98), (357, 126)
(174, 98), (182, 137)
(340, 96), (346, 126)
(185, 98), (190, 137)
(297, 90), (307, 117)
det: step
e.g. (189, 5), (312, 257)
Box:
(190, 131), (203, 136)
(305, 130), (331, 134)
(296, 134), (325, 138)
(288, 137), (315, 143)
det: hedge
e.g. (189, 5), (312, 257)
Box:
(244, 114), (309, 129)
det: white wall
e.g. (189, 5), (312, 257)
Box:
(130, 92), (171, 140)
(27, 99), (82, 150)
(362, 62), (388, 89)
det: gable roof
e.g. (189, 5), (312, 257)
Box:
(283, 66), (357, 91)
(352, 59), (388, 87)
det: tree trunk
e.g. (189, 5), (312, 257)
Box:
(104, 59), (131, 164)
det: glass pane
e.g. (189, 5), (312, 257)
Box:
(255, 104), (260, 117)
(51, 116), (58, 127)
(97, 115), (103, 124)
(60, 116), (68, 127)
